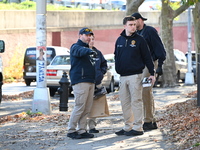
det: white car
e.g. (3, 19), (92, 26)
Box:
(174, 49), (188, 82)
(46, 54), (115, 96)
(157, 49), (187, 85)
(104, 54), (120, 87)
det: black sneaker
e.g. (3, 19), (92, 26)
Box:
(143, 122), (157, 131)
(124, 129), (144, 136)
(115, 129), (125, 135)
(67, 132), (82, 139)
(89, 128), (99, 133)
(80, 132), (94, 138)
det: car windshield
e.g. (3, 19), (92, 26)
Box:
(51, 55), (71, 65)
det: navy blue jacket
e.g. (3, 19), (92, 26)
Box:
(114, 30), (154, 76)
(92, 47), (108, 85)
(137, 24), (166, 67)
(69, 39), (96, 85)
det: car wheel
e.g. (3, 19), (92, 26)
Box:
(176, 71), (180, 83)
(25, 79), (31, 86)
(50, 88), (57, 97)
(107, 78), (115, 93)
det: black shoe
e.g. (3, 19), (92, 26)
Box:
(115, 129), (125, 135)
(89, 128), (99, 133)
(67, 132), (82, 139)
(153, 122), (158, 129)
(124, 129), (144, 136)
(143, 122), (158, 131)
(80, 132), (94, 138)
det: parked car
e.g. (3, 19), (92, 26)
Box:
(185, 51), (196, 82)
(120, 0), (161, 11)
(157, 49), (187, 84)
(104, 54), (120, 87)
(23, 46), (70, 86)
(174, 49), (188, 82)
(139, 0), (161, 11)
(46, 55), (115, 96)
(110, 0), (126, 9)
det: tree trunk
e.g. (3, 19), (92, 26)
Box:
(126, 0), (144, 15)
(160, 0), (177, 87)
(193, 3), (200, 53)
(193, 2), (200, 82)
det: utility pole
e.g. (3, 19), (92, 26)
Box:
(32, 0), (51, 115)
(185, 6), (194, 85)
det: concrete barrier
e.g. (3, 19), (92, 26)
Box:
(0, 10), (189, 34)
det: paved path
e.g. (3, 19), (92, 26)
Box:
(0, 84), (197, 150)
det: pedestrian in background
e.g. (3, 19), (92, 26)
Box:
(132, 12), (166, 131)
(114, 16), (155, 136)
(67, 27), (97, 139)
(87, 34), (108, 133)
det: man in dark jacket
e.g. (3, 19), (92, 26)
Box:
(132, 12), (166, 131)
(114, 16), (155, 136)
(67, 27), (97, 139)
(87, 34), (108, 133)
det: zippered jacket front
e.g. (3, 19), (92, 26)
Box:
(114, 30), (155, 76)
(70, 39), (96, 85)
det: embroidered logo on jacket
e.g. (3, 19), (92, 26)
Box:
(130, 40), (136, 47)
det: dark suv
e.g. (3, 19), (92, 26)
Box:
(23, 46), (70, 86)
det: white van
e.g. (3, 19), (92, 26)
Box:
(23, 46), (70, 86)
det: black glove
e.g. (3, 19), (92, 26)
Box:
(156, 66), (163, 75)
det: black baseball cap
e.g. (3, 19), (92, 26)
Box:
(79, 27), (93, 35)
(131, 12), (147, 21)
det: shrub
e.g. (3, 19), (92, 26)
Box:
(3, 44), (25, 82)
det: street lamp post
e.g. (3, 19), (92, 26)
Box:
(32, 0), (51, 115)
(185, 6), (194, 85)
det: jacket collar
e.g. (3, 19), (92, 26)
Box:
(77, 39), (89, 47)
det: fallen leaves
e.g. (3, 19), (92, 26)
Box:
(2, 91), (34, 101)
(1, 89), (200, 149)
(157, 98), (200, 149)
(0, 111), (70, 125)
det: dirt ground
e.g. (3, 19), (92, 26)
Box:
(0, 84), (199, 150)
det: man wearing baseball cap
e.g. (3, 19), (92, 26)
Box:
(67, 27), (97, 139)
(132, 12), (166, 131)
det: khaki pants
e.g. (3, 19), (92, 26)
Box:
(142, 61), (157, 123)
(88, 118), (97, 130)
(68, 82), (95, 134)
(119, 74), (143, 132)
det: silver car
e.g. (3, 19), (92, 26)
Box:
(46, 55), (115, 96)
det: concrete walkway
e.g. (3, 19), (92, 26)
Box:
(0, 84), (197, 150)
